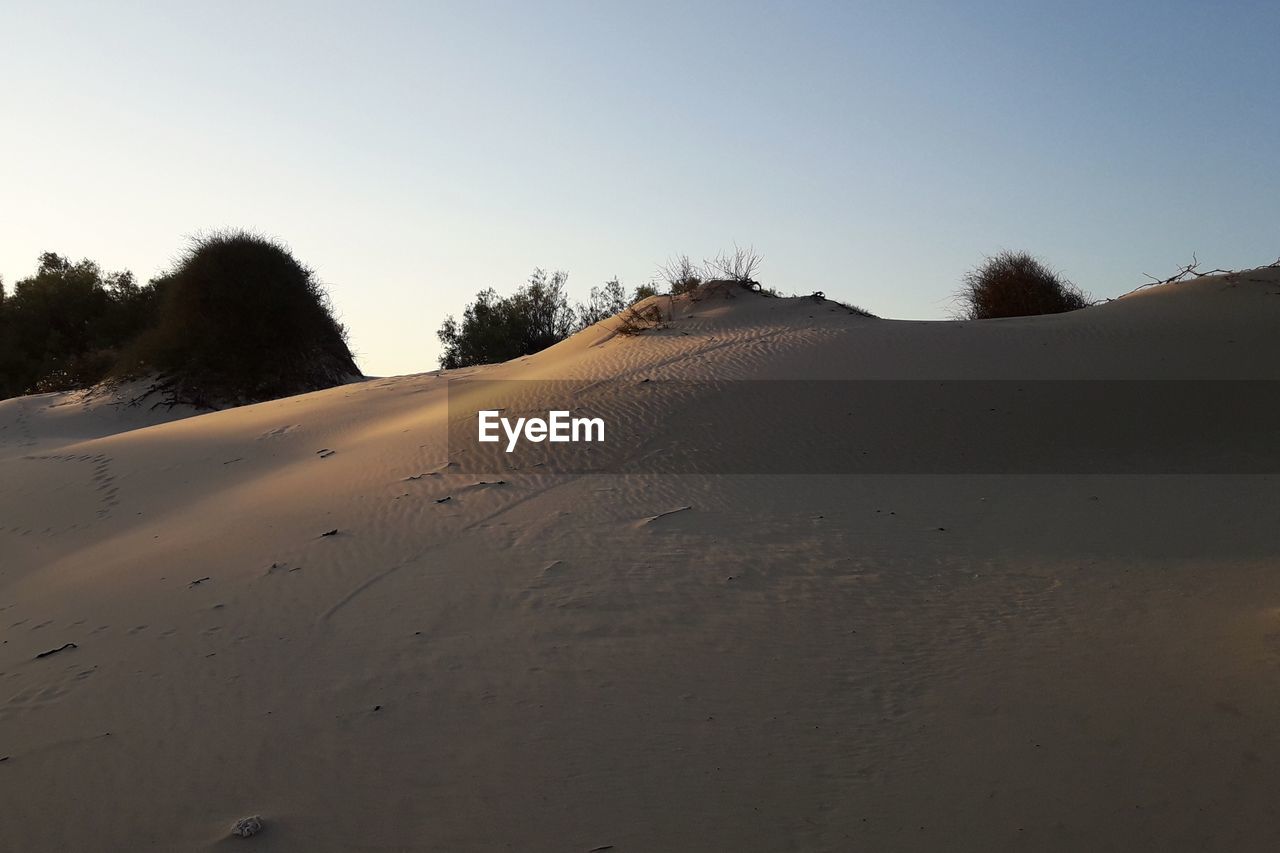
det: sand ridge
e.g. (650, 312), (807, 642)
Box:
(2, 269), (1280, 851)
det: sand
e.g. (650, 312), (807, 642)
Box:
(2, 268), (1279, 851)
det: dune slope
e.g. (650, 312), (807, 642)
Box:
(2, 269), (1280, 851)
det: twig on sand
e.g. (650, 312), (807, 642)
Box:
(321, 529), (339, 537)
(642, 505), (692, 524)
(189, 576), (211, 587)
(35, 643), (77, 659)
(1107, 254), (1238, 302)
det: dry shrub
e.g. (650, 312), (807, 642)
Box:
(956, 251), (1089, 319)
(614, 301), (666, 335)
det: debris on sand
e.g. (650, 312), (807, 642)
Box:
(321, 529), (339, 537)
(435, 496), (452, 504)
(35, 643), (77, 659)
(640, 505), (692, 525)
(231, 815), (264, 838)
(189, 576), (211, 587)
(316, 448), (336, 458)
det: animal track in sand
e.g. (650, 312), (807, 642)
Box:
(258, 424), (301, 439)
(20, 451), (120, 522)
(0, 665), (97, 721)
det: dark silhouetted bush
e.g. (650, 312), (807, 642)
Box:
(437, 269), (577, 368)
(118, 232), (358, 405)
(0, 254), (157, 397)
(956, 251), (1089, 319)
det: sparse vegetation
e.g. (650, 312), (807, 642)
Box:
(658, 254), (703, 295)
(834, 299), (876, 317)
(656, 246), (767, 295)
(955, 251), (1089, 320)
(707, 244), (762, 285)
(614, 301), (667, 336)
(117, 232), (358, 405)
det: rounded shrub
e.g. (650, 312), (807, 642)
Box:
(121, 232), (358, 404)
(957, 251), (1090, 320)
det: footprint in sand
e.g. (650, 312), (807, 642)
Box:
(258, 424), (300, 440)
(22, 451), (120, 522)
(0, 666), (97, 722)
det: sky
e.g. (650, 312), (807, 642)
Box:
(2, 0), (1277, 376)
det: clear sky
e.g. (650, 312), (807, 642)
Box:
(3, 1), (1277, 376)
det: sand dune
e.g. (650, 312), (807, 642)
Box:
(2, 268), (1280, 851)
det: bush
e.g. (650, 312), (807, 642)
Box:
(707, 244), (762, 285)
(0, 254), (156, 397)
(615, 302), (666, 335)
(577, 277), (629, 328)
(656, 247), (765, 295)
(438, 269), (577, 368)
(118, 232), (358, 405)
(439, 272), (675, 366)
(658, 254), (703, 295)
(632, 282), (658, 301)
(955, 251), (1090, 319)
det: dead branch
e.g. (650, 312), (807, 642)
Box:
(1108, 254), (1238, 301)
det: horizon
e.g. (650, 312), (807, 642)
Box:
(3, 1), (1277, 376)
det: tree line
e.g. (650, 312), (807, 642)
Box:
(1, 238), (1092, 400)
(0, 233), (357, 405)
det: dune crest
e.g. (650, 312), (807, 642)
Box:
(2, 267), (1280, 851)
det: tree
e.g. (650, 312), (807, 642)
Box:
(632, 282), (658, 302)
(577, 277), (628, 328)
(437, 269), (577, 369)
(0, 276), (12, 398)
(0, 253), (155, 395)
